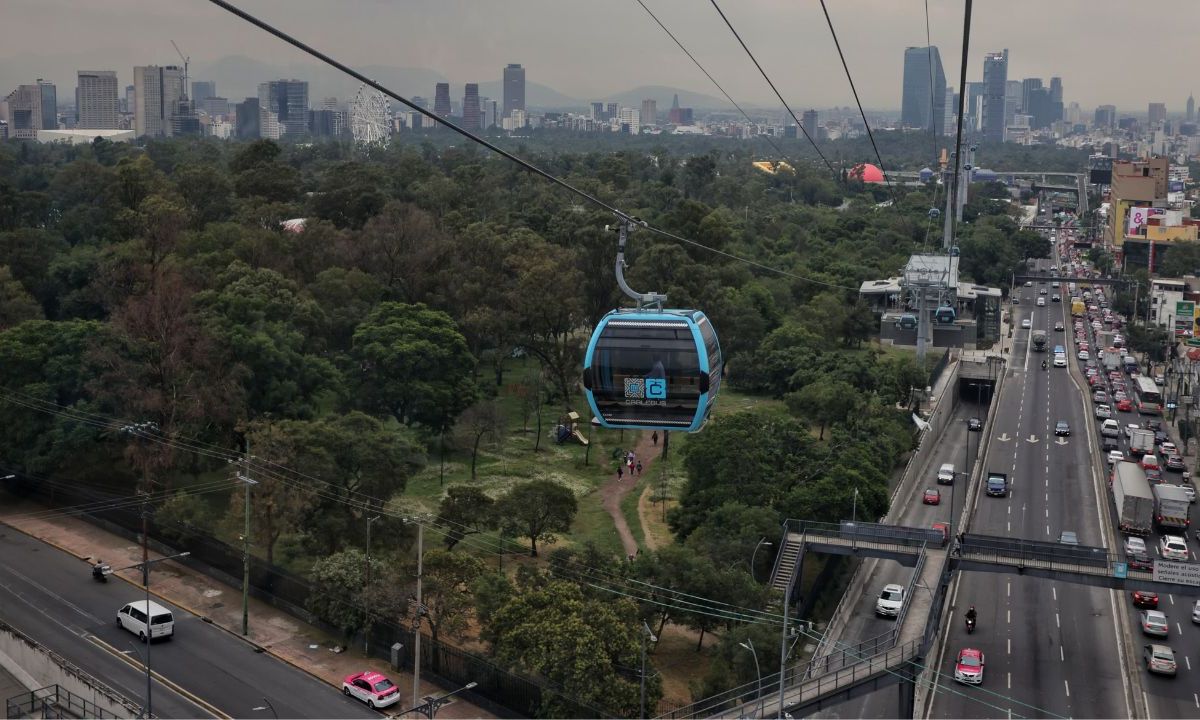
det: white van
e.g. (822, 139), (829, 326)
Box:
(1100, 419), (1120, 438)
(937, 463), (955, 485)
(117, 600), (175, 642)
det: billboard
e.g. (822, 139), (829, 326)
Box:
(1170, 180), (1185, 192)
(1177, 301), (1196, 337)
(1127, 206), (1167, 236)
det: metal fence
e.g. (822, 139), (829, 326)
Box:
(928, 349), (952, 388)
(961, 533), (1114, 570)
(10, 482), (601, 720)
(5, 685), (121, 720)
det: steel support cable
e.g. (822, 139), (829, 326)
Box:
(947, 0), (974, 251)
(204, 0), (849, 293)
(635, 0), (797, 168)
(816, 0), (900, 210)
(920, 0), (943, 251)
(706, 0), (839, 179)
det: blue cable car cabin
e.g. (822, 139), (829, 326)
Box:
(583, 309), (722, 432)
(934, 305), (957, 324)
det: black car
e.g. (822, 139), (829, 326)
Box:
(1128, 553), (1155, 572)
(1146, 419), (1163, 431)
(1102, 437), (1120, 452)
(968, 417), (983, 432)
(1055, 421), (1071, 436)
(1154, 431), (1169, 446)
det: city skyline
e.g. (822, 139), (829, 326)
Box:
(3, 0), (1200, 112)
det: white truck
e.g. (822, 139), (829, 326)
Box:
(1152, 484), (1190, 532)
(1129, 428), (1156, 457)
(1112, 461), (1154, 536)
(1102, 348), (1121, 371)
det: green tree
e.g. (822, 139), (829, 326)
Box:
(453, 398), (504, 480)
(234, 420), (321, 565)
(692, 622), (783, 701)
(685, 502), (781, 579)
(155, 489), (217, 545)
(0, 266), (42, 329)
(307, 548), (381, 639)
(496, 479), (578, 557)
(419, 549), (486, 643)
(484, 574), (657, 717)
(436, 485), (497, 550)
(785, 379), (861, 439)
(310, 161), (389, 229)
(350, 302), (477, 429)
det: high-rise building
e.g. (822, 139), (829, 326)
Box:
(801, 109), (818, 135)
(981, 50), (1008, 142)
(133, 65), (186, 138)
(640, 99), (657, 126)
(192, 81), (216, 102)
(943, 87), (957, 136)
(965, 81), (984, 130)
(590, 102), (604, 121)
(462, 83), (480, 130)
(1188, 94), (1195, 123)
(37, 79), (57, 130)
(1094, 105), (1116, 128)
(124, 85), (135, 114)
(308, 108), (345, 138)
(1020, 78), (1042, 115)
(1148, 102), (1167, 127)
(1049, 77), (1063, 103)
(76, 71), (119, 129)
(606, 102), (618, 120)
(433, 82), (451, 118)
(618, 107), (640, 135)
(1005, 80), (1021, 128)
(2, 84), (43, 139)
(900, 46), (946, 136)
(503, 64), (525, 116)
(257, 79), (309, 139)
(235, 97), (260, 138)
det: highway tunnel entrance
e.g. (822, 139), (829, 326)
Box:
(956, 353), (1002, 405)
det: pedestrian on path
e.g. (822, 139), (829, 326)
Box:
(617, 465), (624, 481)
(651, 431), (658, 446)
(636, 460), (643, 476)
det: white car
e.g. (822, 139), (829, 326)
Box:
(1125, 536), (1147, 556)
(1192, 600), (1200, 624)
(1107, 450), (1125, 465)
(1021, 319), (1032, 329)
(1078, 350), (1090, 361)
(875, 584), (905, 618)
(1159, 535), (1189, 561)
(1053, 354), (1067, 368)
(1037, 297), (1046, 307)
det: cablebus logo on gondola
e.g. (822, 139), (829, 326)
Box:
(625, 377), (667, 403)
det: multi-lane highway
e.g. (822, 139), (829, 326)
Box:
(0, 528), (380, 719)
(929, 254), (1130, 718)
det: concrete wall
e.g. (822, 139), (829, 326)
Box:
(0, 619), (140, 718)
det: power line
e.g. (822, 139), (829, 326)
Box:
(634, 0), (798, 169)
(706, 0), (839, 180)
(816, 0), (900, 208)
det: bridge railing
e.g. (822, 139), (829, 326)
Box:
(801, 520), (941, 552)
(960, 533), (1119, 573)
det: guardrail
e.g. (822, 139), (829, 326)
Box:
(5, 685), (123, 719)
(894, 549), (926, 630)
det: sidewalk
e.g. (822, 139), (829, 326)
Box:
(0, 499), (493, 720)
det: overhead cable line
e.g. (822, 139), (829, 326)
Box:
(706, 0), (839, 179)
(816, 0), (900, 209)
(947, 0), (974, 250)
(635, 0), (797, 169)
(204, 0), (853, 293)
(920, 0), (944, 251)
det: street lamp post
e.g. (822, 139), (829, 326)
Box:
(640, 622), (657, 719)
(739, 639), (763, 718)
(235, 459), (258, 638)
(750, 538), (773, 584)
(365, 514), (380, 654)
(120, 550), (190, 718)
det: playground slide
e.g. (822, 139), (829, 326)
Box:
(572, 429), (590, 446)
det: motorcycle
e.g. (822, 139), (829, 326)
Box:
(965, 616), (976, 634)
(92, 562), (110, 583)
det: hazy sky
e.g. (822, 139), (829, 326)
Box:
(3, 0), (1197, 112)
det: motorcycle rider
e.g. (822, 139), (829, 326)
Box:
(1042, 359), (1048, 370)
(965, 605), (977, 626)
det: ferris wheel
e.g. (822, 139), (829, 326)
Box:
(350, 85), (391, 146)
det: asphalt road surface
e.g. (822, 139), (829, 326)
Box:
(0, 528), (381, 719)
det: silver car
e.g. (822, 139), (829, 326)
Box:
(1192, 600), (1200, 625)
(1141, 609), (1170, 638)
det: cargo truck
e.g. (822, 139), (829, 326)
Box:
(1102, 351), (1121, 372)
(1129, 428), (1156, 457)
(986, 472), (1009, 497)
(1112, 461), (1154, 536)
(1032, 330), (1047, 352)
(1071, 299), (1085, 317)
(1152, 484), (1190, 532)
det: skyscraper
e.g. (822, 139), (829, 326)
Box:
(981, 50), (1008, 142)
(606, 102), (618, 121)
(433, 82), (451, 118)
(1148, 102), (1167, 127)
(235, 97), (260, 138)
(801, 109), (818, 136)
(618, 107), (640, 134)
(257, 79), (309, 139)
(1094, 105), (1116, 128)
(124, 85), (135, 114)
(462, 83), (480, 130)
(133, 65), (185, 138)
(192, 81), (216, 102)
(641, 99), (657, 126)
(1021, 78), (1043, 115)
(1048, 77), (1064, 124)
(965, 82), (984, 130)
(591, 102), (604, 121)
(900, 46), (946, 136)
(37, 79), (57, 130)
(76, 70), (119, 129)
(503, 64), (525, 117)
(2, 84), (43, 139)
(1005, 80), (1021, 129)
(1188, 95), (1195, 123)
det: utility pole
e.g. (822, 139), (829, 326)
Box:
(639, 622), (657, 719)
(777, 580), (790, 720)
(412, 520), (425, 709)
(364, 514), (380, 654)
(240, 440), (256, 637)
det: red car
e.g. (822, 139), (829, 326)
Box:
(1132, 590), (1159, 609)
(923, 488), (941, 505)
(931, 522), (950, 546)
(1116, 398), (1133, 412)
(342, 671), (401, 709)
(954, 647), (985, 684)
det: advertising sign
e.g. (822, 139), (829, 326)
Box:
(1153, 559), (1200, 587)
(1170, 180), (1185, 192)
(1127, 206), (1167, 236)
(1176, 301), (1195, 337)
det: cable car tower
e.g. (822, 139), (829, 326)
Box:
(582, 219), (723, 433)
(350, 84), (391, 146)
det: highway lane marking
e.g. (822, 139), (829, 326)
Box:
(1007, 638), (1011, 655)
(0, 559), (103, 626)
(1178, 622), (1185, 637)
(1007, 672), (1011, 690)
(1064, 680), (1070, 698)
(1045, 524), (1050, 536)
(1007, 581), (1010, 598)
(1194, 693), (1198, 709)
(1060, 646), (1064, 662)
(87, 634), (231, 719)
(1169, 594), (1176, 605)
(1143, 692), (1150, 719)
(1055, 612), (1060, 629)
(1052, 586), (1057, 601)
(0, 570), (97, 638)
(1007, 609), (1011, 625)
(1186, 655), (1191, 671)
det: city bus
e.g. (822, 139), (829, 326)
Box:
(1134, 375), (1163, 415)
